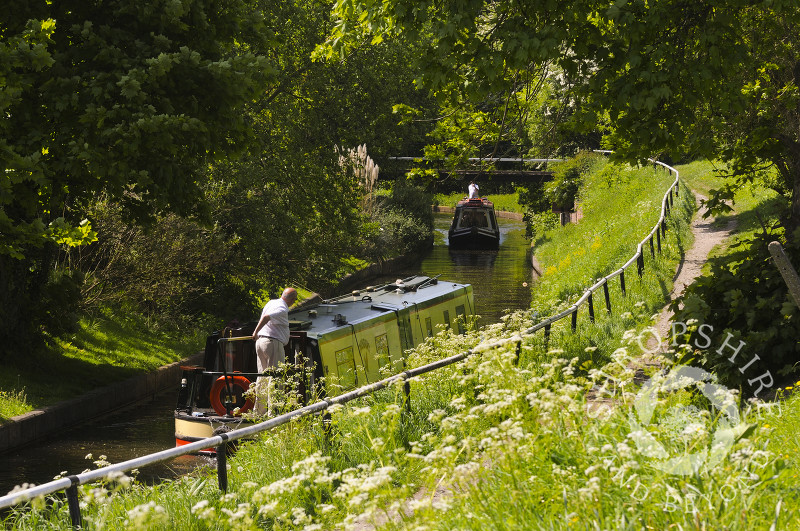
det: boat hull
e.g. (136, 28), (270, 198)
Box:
(447, 198), (501, 250)
(175, 412), (252, 453)
(448, 227), (500, 250)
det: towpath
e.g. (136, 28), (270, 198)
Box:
(649, 193), (737, 347)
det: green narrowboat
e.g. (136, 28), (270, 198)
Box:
(174, 275), (474, 449)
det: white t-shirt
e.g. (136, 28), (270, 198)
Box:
(256, 298), (290, 345)
(468, 183), (479, 198)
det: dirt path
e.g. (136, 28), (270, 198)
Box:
(651, 193), (737, 344)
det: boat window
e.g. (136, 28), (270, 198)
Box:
(335, 347), (356, 389)
(456, 304), (466, 334)
(375, 334), (390, 372)
(443, 310), (450, 329)
(457, 210), (491, 229)
(425, 317), (433, 337)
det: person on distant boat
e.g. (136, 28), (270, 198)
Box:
(468, 181), (480, 199)
(252, 287), (297, 414)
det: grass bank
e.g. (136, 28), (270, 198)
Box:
(0, 309), (201, 421)
(677, 159), (783, 264)
(433, 192), (523, 213)
(7, 159), (799, 529)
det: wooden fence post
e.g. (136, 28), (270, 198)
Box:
(217, 441), (229, 492)
(67, 478), (82, 529)
(769, 241), (800, 308)
(544, 323), (551, 350)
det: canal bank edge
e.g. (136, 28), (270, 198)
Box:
(432, 205), (524, 221)
(0, 250), (429, 454)
(0, 351), (203, 454)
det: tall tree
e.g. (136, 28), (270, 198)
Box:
(1, 0), (272, 349)
(210, 0), (436, 295)
(65, 0), (438, 328)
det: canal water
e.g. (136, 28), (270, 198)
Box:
(0, 391), (214, 496)
(0, 213), (532, 496)
(379, 212), (534, 326)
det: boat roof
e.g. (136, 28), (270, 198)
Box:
(289, 276), (470, 337)
(456, 197), (494, 208)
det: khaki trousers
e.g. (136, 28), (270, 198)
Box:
(254, 337), (286, 415)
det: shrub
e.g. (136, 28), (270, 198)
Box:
(39, 267), (84, 336)
(518, 151), (603, 237)
(524, 210), (560, 242)
(368, 208), (432, 259)
(544, 150), (601, 209)
(379, 178), (434, 231)
(671, 230), (800, 396)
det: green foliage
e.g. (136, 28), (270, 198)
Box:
(525, 209), (560, 242)
(367, 208), (432, 259)
(72, 200), (256, 327)
(39, 267), (84, 336)
(1, 0), (439, 347)
(360, 180), (434, 261)
(1, 3), (272, 256)
(1, 0), (273, 350)
(518, 152), (602, 240)
(320, 0), (800, 230)
(671, 230), (800, 396)
(378, 178), (434, 232)
(667, 164), (797, 396)
(543, 150), (600, 209)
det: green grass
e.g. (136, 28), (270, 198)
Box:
(676, 160), (783, 263)
(7, 158), (800, 529)
(531, 160), (689, 313)
(433, 192), (523, 213)
(0, 389), (29, 422)
(0, 308), (202, 416)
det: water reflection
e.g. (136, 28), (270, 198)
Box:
(448, 249), (498, 268)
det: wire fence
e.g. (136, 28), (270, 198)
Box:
(0, 157), (681, 528)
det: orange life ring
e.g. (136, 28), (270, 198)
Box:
(209, 374), (254, 416)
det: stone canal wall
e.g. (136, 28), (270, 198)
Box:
(0, 351), (203, 453)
